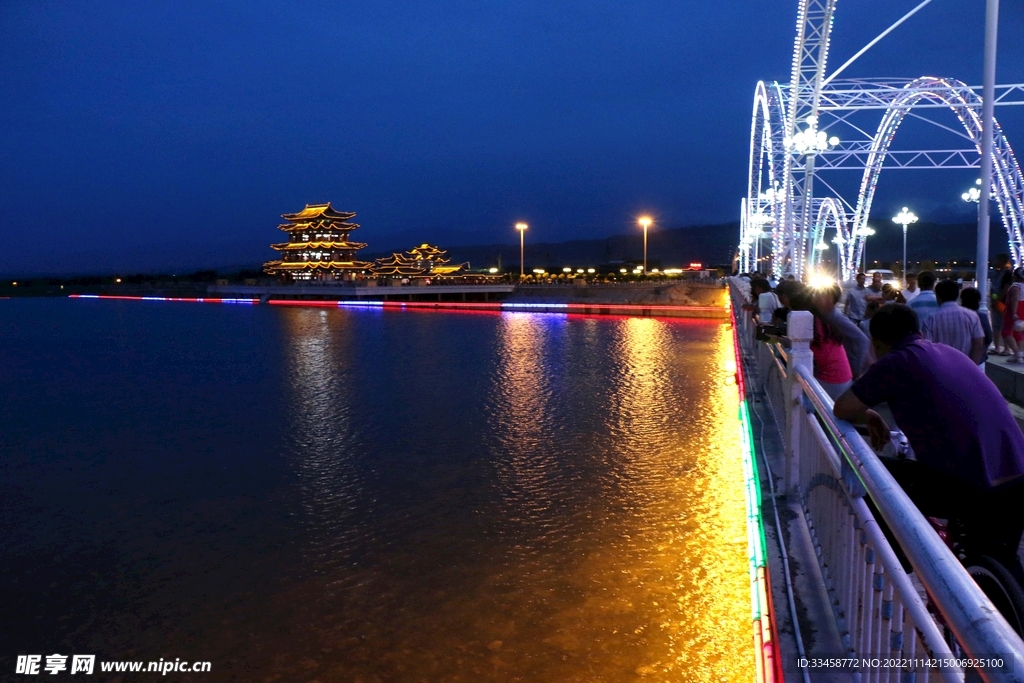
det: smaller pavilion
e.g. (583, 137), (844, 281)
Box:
(369, 244), (468, 282)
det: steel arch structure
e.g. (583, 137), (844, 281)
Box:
(847, 77), (1024, 268)
(811, 197), (853, 281)
(739, 0), (1024, 280)
(741, 82), (789, 275)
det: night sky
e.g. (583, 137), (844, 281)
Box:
(2, 0), (1023, 274)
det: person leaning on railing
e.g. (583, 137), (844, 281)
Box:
(742, 277), (776, 324)
(811, 283), (872, 378)
(764, 283), (871, 399)
(833, 304), (1024, 560)
(791, 284), (864, 399)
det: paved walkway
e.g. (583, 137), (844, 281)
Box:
(985, 354), (1024, 431)
(740, 351), (851, 682)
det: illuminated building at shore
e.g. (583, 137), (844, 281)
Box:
(370, 244), (467, 282)
(263, 203), (372, 282)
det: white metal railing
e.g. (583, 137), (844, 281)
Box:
(729, 277), (1024, 682)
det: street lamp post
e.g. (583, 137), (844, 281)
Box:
(515, 222), (528, 278)
(892, 207), (919, 286)
(638, 216), (652, 274)
(976, 0), (999, 318)
(964, 180), (994, 289)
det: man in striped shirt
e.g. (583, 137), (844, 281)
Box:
(908, 270), (938, 324)
(921, 279), (985, 363)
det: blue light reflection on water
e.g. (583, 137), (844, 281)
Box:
(0, 298), (751, 682)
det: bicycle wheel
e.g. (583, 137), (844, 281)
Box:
(965, 555), (1024, 637)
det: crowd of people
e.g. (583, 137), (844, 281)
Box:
(746, 266), (1003, 374)
(743, 262), (1024, 569)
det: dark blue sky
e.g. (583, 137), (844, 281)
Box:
(2, 0), (1023, 274)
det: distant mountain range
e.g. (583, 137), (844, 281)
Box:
(365, 222), (743, 272)
(818, 220), (1009, 271)
(369, 219), (1015, 273)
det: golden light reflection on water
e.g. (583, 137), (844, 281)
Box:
(480, 316), (752, 682)
(281, 308), (369, 572)
(489, 313), (564, 531)
(266, 312), (752, 682)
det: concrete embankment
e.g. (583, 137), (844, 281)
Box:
(51, 281), (730, 320)
(498, 282), (730, 318)
(508, 282), (726, 306)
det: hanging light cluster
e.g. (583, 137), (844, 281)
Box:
(784, 115), (840, 156)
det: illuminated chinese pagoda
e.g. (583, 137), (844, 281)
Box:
(369, 244), (467, 281)
(263, 203), (372, 282)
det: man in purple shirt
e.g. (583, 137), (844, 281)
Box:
(834, 304), (1024, 555)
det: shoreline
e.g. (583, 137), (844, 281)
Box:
(64, 293), (730, 320)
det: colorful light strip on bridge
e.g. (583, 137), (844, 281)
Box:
(266, 299), (725, 315)
(67, 295), (725, 317)
(729, 310), (783, 683)
(69, 295), (259, 304)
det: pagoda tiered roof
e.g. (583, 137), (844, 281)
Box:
(430, 264), (467, 275)
(370, 252), (420, 276)
(282, 203), (356, 222)
(405, 244), (450, 263)
(265, 260), (373, 271)
(369, 244), (467, 277)
(271, 241), (368, 251)
(278, 203), (361, 233)
(277, 219), (362, 232)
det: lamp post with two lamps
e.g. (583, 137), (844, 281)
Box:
(892, 207), (919, 287)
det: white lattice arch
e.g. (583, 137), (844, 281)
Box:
(811, 197), (854, 281)
(849, 76), (1024, 267)
(745, 81), (790, 275)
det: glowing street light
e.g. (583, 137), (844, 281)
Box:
(962, 178), (996, 204)
(892, 207), (919, 286)
(638, 216), (653, 274)
(515, 222), (528, 278)
(963, 179), (984, 204)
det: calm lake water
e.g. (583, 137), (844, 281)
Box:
(0, 298), (751, 682)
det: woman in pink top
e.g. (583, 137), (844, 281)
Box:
(791, 286), (854, 399)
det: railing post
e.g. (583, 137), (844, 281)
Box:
(785, 310), (814, 495)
